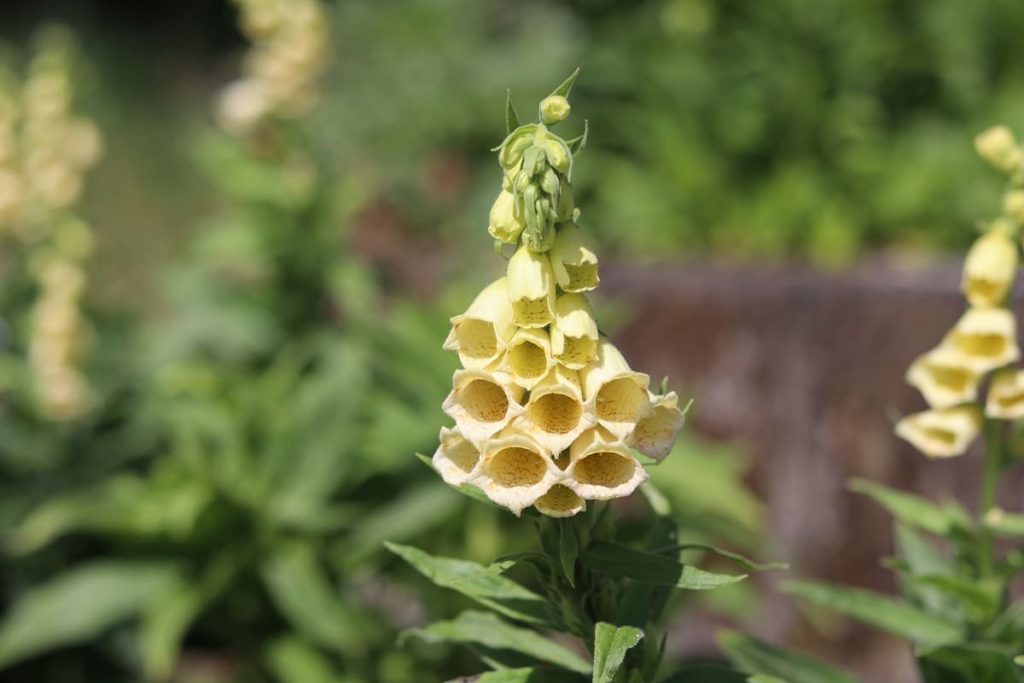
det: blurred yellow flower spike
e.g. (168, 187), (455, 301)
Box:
(534, 484), (585, 518)
(567, 427), (648, 500)
(443, 277), (515, 369)
(476, 430), (562, 515)
(431, 427), (482, 487)
(975, 125), (1023, 174)
(985, 369), (1024, 419)
(628, 391), (687, 462)
(942, 308), (1020, 373)
(551, 293), (599, 369)
(516, 365), (596, 454)
(507, 243), (556, 328)
(442, 368), (525, 446)
(488, 189), (526, 244)
(905, 345), (980, 410)
(550, 225), (599, 293)
(502, 327), (556, 390)
(962, 227), (1019, 308)
(581, 338), (652, 438)
(895, 406), (982, 458)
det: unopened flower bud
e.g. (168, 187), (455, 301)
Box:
(580, 338), (652, 438)
(507, 244), (556, 327)
(895, 406), (982, 458)
(475, 429), (561, 515)
(962, 227), (1019, 307)
(567, 427), (647, 500)
(488, 190), (525, 244)
(498, 126), (536, 170)
(551, 293), (598, 369)
(442, 368), (525, 447)
(942, 307), (1020, 373)
(550, 226), (599, 292)
(534, 484), (585, 518)
(976, 126), (1023, 173)
(443, 277), (516, 368)
(986, 369), (1024, 420)
(540, 95), (570, 125)
(628, 391), (687, 461)
(905, 345), (980, 409)
(543, 138), (570, 174)
(1004, 190), (1024, 225)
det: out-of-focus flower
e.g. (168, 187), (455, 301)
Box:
(895, 406), (982, 458)
(581, 338), (652, 438)
(905, 345), (980, 409)
(976, 126), (1022, 173)
(443, 277), (515, 369)
(567, 427), (647, 500)
(550, 225), (599, 293)
(628, 391), (687, 461)
(516, 365), (595, 453)
(507, 243), (556, 328)
(442, 367), (524, 446)
(551, 293), (598, 369)
(534, 484), (585, 517)
(502, 327), (555, 390)
(475, 429), (562, 515)
(962, 226), (1019, 308)
(942, 308), (1020, 373)
(985, 369), (1024, 419)
(431, 427), (482, 487)
(488, 189), (525, 244)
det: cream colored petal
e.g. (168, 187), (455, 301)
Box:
(986, 369), (1024, 419)
(627, 391), (687, 462)
(551, 293), (599, 369)
(514, 366), (596, 454)
(962, 228), (1018, 308)
(905, 345), (981, 409)
(580, 339), (652, 438)
(550, 226), (599, 293)
(442, 368), (524, 446)
(942, 308), (1020, 374)
(502, 327), (556, 390)
(566, 427), (648, 500)
(507, 245), (556, 328)
(471, 429), (561, 515)
(534, 484), (585, 518)
(432, 427), (483, 486)
(894, 406), (982, 459)
(443, 278), (515, 368)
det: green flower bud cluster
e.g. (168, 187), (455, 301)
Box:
(488, 70), (586, 254)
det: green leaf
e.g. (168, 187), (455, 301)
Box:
(475, 668), (585, 683)
(581, 541), (746, 590)
(850, 479), (971, 537)
(549, 67), (581, 100)
(0, 561), (180, 668)
(566, 120), (589, 156)
(559, 522), (580, 588)
(591, 623), (643, 683)
(506, 89), (521, 135)
(905, 574), (999, 622)
(675, 543), (788, 572)
(385, 542), (555, 627)
(404, 611), (590, 675)
(917, 642), (1022, 683)
(265, 636), (351, 683)
(659, 665), (752, 683)
(984, 509), (1024, 537)
(261, 544), (369, 658)
(784, 580), (962, 645)
(717, 631), (857, 683)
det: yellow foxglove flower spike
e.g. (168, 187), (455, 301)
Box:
(472, 429), (563, 516)
(905, 346), (980, 410)
(986, 369), (1024, 419)
(431, 427), (483, 487)
(443, 277), (515, 369)
(962, 226), (1019, 308)
(942, 307), (1020, 373)
(516, 365), (596, 454)
(442, 368), (525, 447)
(580, 338), (653, 438)
(895, 406), (982, 459)
(488, 189), (526, 244)
(533, 484), (585, 518)
(567, 427), (648, 500)
(551, 293), (599, 369)
(550, 225), (599, 293)
(628, 391), (687, 462)
(507, 243), (556, 328)
(502, 327), (556, 390)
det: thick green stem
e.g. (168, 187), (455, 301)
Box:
(977, 418), (1003, 579)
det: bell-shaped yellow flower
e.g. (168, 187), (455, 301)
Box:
(488, 189), (525, 244)
(962, 227), (1019, 308)
(515, 365), (596, 454)
(443, 277), (516, 369)
(474, 429), (562, 515)
(534, 484), (585, 518)
(942, 307), (1020, 373)
(507, 244), (556, 328)
(895, 406), (982, 458)
(551, 293), (598, 369)
(442, 368), (524, 446)
(986, 369), (1024, 419)
(431, 427), (482, 487)
(905, 345), (980, 409)
(628, 391), (687, 462)
(502, 327), (555, 390)
(567, 427), (647, 500)
(550, 225), (599, 293)
(975, 125), (1023, 173)
(580, 338), (652, 438)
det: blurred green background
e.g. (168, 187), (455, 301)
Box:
(1, 0), (1023, 681)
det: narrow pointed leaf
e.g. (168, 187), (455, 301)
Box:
(592, 623), (643, 683)
(566, 121), (589, 156)
(850, 479), (971, 536)
(581, 541), (746, 590)
(658, 666), (752, 683)
(266, 636), (350, 683)
(474, 668), (585, 683)
(549, 68), (581, 99)
(674, 543), (787, 572)
(506, 90), (520, 134)
(718, 631), (856, 683)
(559, 523), (580, 587)
(917, 642), (1022, 683)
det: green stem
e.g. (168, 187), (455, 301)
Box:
(977, 418), (1003, 579)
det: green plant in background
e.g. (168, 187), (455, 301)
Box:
(393, 72), (781, 683)
(722, 127), (1024, 682)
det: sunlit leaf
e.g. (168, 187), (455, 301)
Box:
(591, 623), (643, 683)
